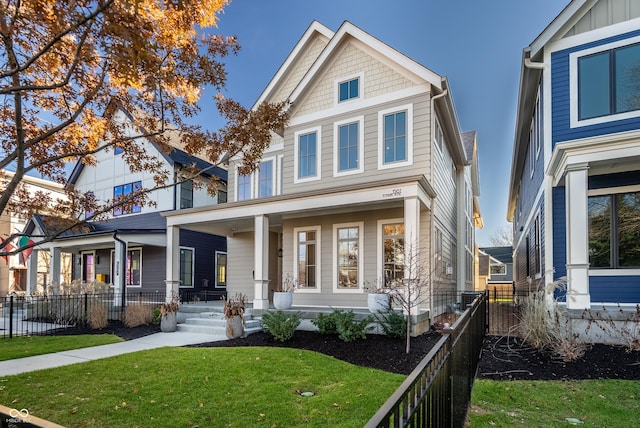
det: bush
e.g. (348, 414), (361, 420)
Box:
(312, 309), (373, 342)
(152, 307), (162, 325)
(261, 311), (301, 342)
(375, 309), (407, 339)
(123, 304), (154, 327)
(87, 302), (108, 330)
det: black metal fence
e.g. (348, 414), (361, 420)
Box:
(365, 291), (487, 428)
(180, 289), (227, 304)
(0, 292), (165, 338)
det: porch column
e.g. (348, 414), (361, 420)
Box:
(50, 247), (61, 290)
(253, 214), (270, 310)
(165, 225), (181, 302)
(404, 196), (420, 278)
(113, 233), (127, 307)
(25, 249), (38, 294)
(565, 163), (590, 309)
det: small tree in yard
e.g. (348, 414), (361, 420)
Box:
(0, 0), (288, 258)
(375, 238), (443, 354)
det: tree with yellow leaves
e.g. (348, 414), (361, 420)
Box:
(0, 0), (288, 256)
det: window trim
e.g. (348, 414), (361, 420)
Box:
(333, 116), (365, 177)
(179, 246), (195, 288)
(378, 104), (413, 170)
(293, 225), (321, 294)
(294, 126), (322, 184)
(570, 35), (640, 128)
(332, 221), (364, 293)
(334, 72), (364, 105)
(214, 251), (227, 288)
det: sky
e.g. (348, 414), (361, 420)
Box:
(190, 0), (569, 246)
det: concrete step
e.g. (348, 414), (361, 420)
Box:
(177, 316), (261, 336)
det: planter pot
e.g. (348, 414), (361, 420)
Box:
(225, 315), (244, 339)
(368, 293), (390, 313)
(160, 312), (177, 332)
(273, 292), (294, 310)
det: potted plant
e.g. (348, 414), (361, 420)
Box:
(160, 293), (180, 332)
(365, 279), (393, 314)
(273, 273), (297, 310)
(223, 292), (247, 339)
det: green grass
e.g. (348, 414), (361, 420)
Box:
(0, 335), (123, 361)
(0, 346), (404, 427)
(469, 379), (640, 427)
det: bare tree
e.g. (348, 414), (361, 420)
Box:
(488, 224), (513, 247)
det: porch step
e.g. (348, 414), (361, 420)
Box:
(176, 313), (262, 336)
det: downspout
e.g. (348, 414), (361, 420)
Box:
(173, 170), (178, 211)
(113, 231), (127, 308)
(524, 57), (545, 69)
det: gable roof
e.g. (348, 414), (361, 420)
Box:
(480, 246), (513, 264)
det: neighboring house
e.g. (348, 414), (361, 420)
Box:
(479, 246), (514, 293)
(0, 171), (67, 296)
(164, 20), (482, 331)
(508, 0), (640, 314)
(24, 107), (229, 299)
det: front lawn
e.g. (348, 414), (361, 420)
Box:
(0, 335), (123, 361)
(469, 379), (640, 427)
(0, 346), (404, 427)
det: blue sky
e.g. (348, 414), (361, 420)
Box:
(194, 0), (568, 246)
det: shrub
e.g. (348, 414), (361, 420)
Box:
(152, 307), (162, 325)
(375, 309), (407, 339)
(261, 311), (301, 342)
(123, 304), (154, 327)
(87, 302), (108, 330)
(312, 311), (340, 335)
(335, 311), (374, 342)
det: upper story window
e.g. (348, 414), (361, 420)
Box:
(434, 117), (444, 154)
(295, 127), (321, 183)
(490, 263), (506, 276)
(571, 37), (640, 127)
(180, 180), (193, 209)
(378, 104), (413, 169)
(114, 147), (123, 155)
(113, 181), (141, 216)
(258, 160), (274, 198)
(334, 116), (364, 177)
(339, 77), (359, 102)
(236, 172), (251, 201)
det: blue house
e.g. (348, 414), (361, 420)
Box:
(508, 0), (640, 314)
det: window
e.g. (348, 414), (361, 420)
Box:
(589, 191), (640, 268)
(236, 172), (251, 201)
(338, 77), (359, 102)
(577, 42), (640, 121)
(533, 215), (541, 275)
(179, 247), (194, 287)
(378, 104), (413, 169)
(434, 117), (444, 153)
(125, 249), (141, 286)
(258, 160), (274, 198)
(218, 190), (227, 203)
(215, 251), (227, 287)
(435, 227), (443, 275)
(529, 91), (541, 177)
(382, 222), (404, 286)
(114, 146), (123, 155)
(491, 264), (506, 275)
(82, 253), (95, 283)
(334, 222), (363, 290)
(180, 180), (193, 209)
(295, 128), (321, 182)
(85, 191), (94, 220)
(113, 181), (141, 216)
(334, 116), (364, 176)
(295, 227), (320, 290)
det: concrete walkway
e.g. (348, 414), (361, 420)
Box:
(0, 331), (226, 377)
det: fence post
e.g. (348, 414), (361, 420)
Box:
(9, 295), (13, 339)
(84, 293), (89, 327)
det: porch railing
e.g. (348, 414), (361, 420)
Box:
(365, 291), (487, 428)
(0, 292), (165, 338)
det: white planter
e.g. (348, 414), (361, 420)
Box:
(273, 292), (293, 310)
(368, 293), (390, 313)
(160, 312), (177, 332)
(225, 315), (244, 339)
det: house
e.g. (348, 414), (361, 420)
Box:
(0, 171), (67, 296)
(163, 21), (482, 332)
(507, 0), (640, 322)
(478, 246), (514, 293)
(24, 107), (229, 300)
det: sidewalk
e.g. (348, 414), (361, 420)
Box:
(0, 331), (226, 377)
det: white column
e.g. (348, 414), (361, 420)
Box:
(50, 247), (61, 289)
(113, 234), (127, 307)
(165, 225), (181, 302)
(253, 215), (270, 310)
(25, 249), (38, 294)
(404, 196), (421, 283)
(565, 163), (590, 309)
